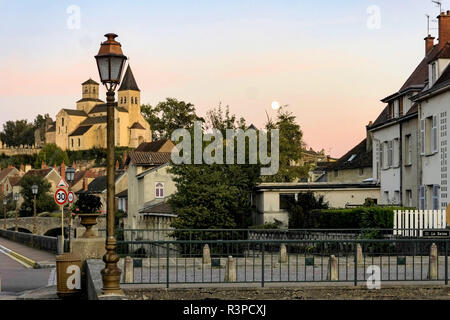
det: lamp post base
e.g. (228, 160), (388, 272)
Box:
(101, 237), (123, 295)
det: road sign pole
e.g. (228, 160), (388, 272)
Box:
(61, 205), (64, 253)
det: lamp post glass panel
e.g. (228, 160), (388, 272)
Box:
(3, 198), (7, 230)
(32, 184), (38, 234)
(95, 33), (127, 295)
(13, 193), (19, 232)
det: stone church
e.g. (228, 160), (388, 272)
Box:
(39, 65), (151, 150)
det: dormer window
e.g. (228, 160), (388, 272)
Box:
(431, 62), (437, 85)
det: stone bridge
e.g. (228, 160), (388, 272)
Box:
(0, 216), (106, 236)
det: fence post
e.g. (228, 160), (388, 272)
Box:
(327, 255), (338, 281)
(224, 256), (236, 282)
(166, 242), (170, 289)
(279, 244), (287, 264)
(124, 256), (134, 283)
(203, 244), (211, 264)
(428, 243), (438, 281)
(261, 244), (265, 288)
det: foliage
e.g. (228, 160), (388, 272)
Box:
(67, 147), (130, 166)
(249, 220), (283, 230)
(0, 120), (35, 147)
(169, 107), (261, 237)
(205, 104), (246, 130)
(73, 193), (102, 214)
(0, 153), (39, 170)
(0, 194), (16, 213)
(288, 192), (329, 228)
(37, 144), (69, 167)
(263, 106), (309, 182)
(141, 98), (204, 140)
(19, 175), (57, 217)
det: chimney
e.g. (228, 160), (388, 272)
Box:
(438, 11), (450, 49)
(25, 164), (31, 173)
(83, 178), (88, 191)
(116, 160), (120, 170)
(41, 161), (46, 169)
(60, 162), (66, 181)
(425, 35), (435, 54)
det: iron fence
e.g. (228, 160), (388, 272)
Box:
(117, 238), (450, 287)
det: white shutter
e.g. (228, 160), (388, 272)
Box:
(432, 115), (438, 153)
(420, 119), (425, 155)
(379, 143), (384, 170)
(419, 185), (425, 210)
(388, 141), (393, 167)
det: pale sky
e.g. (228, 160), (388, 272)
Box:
(0, 0), (445, 157)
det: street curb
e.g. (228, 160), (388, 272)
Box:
(0, 244), (37, 269)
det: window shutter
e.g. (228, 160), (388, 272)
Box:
(388, 141), (393, 167)
(420, 119), (425, 155)
(419, 185), (425, 210)
(433, 185), (439, 210)
(379, 143), (383, 170)
(432, 115), (438, 153)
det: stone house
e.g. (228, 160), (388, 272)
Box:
(0, 167), (20, 195)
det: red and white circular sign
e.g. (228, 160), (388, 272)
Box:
(68, 192), (75, 204)
(54, 188), (68, 206)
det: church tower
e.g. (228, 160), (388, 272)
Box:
(118, 65), (141, 125)
(77, 78), (103, 114)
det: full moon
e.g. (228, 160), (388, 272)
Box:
(271, 101), (280, 110)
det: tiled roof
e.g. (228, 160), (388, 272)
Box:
(127, 151), (172, 166)
(76, 98), (104, 103)
(7, 175), (21, 186)
(79, 116), (107, 126)
(130, 122), (145, 130)
(83, 171), (125, 193)
(46, 123), (56, 132)
(326, 139), (372, 171)
(23, 168), (54, 178)
(62, 109), (88, 117)
(72, 170), (98, 186)
(135, 140), (169, 152)
(116, 189), (128, 198)
(118, 66), (140, 91)
(0, 168), (18, 182)
(69, 125), (92, 137)
(139, 201), (173, 214)
(88, 104), (128, 114)
(82, 79), (99, 85)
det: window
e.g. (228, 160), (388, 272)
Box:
(406, 190), (412, 207)
(71, 139), (74, 148)
(419, 185), (426, 209)
(120, 97), (123, 104)
(124, 97), (127, 103)
(118, 198), (127, 212)
(384, 191), (389, 203)
(431, 62), (437, 85)
(432, 115), (438, 153)
(379, 142), (384, 170)
(405, 134), (412, 165)
(62, 118), (64, 127)
(399, 98), (403, 116)
(432, 185), (440, 210)
(393, 138), (399, 166)
(155, 182), (164, 198)
(78, 138), (81, 147)
(424, 115), (438, 154)
(420, 119), (425, 155)
(394, 191), (400, 204)
(279, 194), (295, 210)
(387, 140), (393, 167)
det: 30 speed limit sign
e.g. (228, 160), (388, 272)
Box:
(54, 188), (68, 206)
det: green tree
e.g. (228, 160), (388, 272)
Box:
(0, 120), (35, 147)
(264, 106), (309, 182)
(141, 98), (204, 140)
(19, 175), (58, 217)
(169, 107), (260, 234)
(37, 144), (69, 167)
(288, 192), (329, 228)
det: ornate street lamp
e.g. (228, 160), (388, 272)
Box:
(13, 193), (19, 232)
(95, 33), (127, 295)
(31, 184), (38, 234)
(3, 198), (7, 230)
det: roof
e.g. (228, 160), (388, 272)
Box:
(83, 171), (125, 193)
(46, 123), (56, 133)
(7, 175), (22, 187)
(79, 116), (107, 126)
(23, 168), (54, 179)
(135, 140), (169, 152)
(72, 170), (98, 186)
(88, 104), (128, 114)
(130, 122), (145, 130)
(69, 125), (92, 137)
(126, 151), (172, 166)
(139, 201), (174, 215)
(0, 167), (18, 182)
(82, 79), (99, 85)
(77, 98), (104, 103)
(62, 109), (88, 117)
(118, 65), (140, 91)
(116, 189), (128, 198)
(256, 182), (379, 191)
(326, 139), (372, 171)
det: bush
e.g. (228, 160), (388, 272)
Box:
(288, 192), (329, 228)
(73, 194), (102, 214)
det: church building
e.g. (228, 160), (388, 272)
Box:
(43, 65), (151, 150)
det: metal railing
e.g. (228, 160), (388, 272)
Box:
(117, 238), (449, 287)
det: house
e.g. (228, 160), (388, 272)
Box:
(125, 145), (176, 231)
(325, 138), (373, 184)
(18, 167), (62, 208)
(0, 166), (20, 195)
(77, 170), (128, 211)
(253, 182), (380, 227)
(38, 65), (151, 150)
(69, 169), (99, 193)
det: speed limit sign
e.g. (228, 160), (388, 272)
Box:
(68, 192), (74, 204)
(54, 188), (68, 206)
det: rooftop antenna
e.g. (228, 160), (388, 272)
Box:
(432, 1), (443, 13)
(426, 14), (431, 34)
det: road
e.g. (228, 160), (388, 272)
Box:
(0, 240), (55, 295)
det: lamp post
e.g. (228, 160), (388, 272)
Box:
(3, 198), (7, 230)
(13, 193), (19, 232)
(66, 166), (76, 244)
(95, 33), (127, 295)
(32, 184), (38, 234)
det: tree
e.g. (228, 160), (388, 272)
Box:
(288, 192), (329, 228)
(141, 98), (204, 140)
(264, 106), (309, 182)
(0, 120), (34, 147)
(37, 144), (69, 167)
(19, 175), (57, 217)
(169, 107), (261, 234)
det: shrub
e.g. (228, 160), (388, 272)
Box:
(288, 192), (329, 228)
(73, 194), (102, 214)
